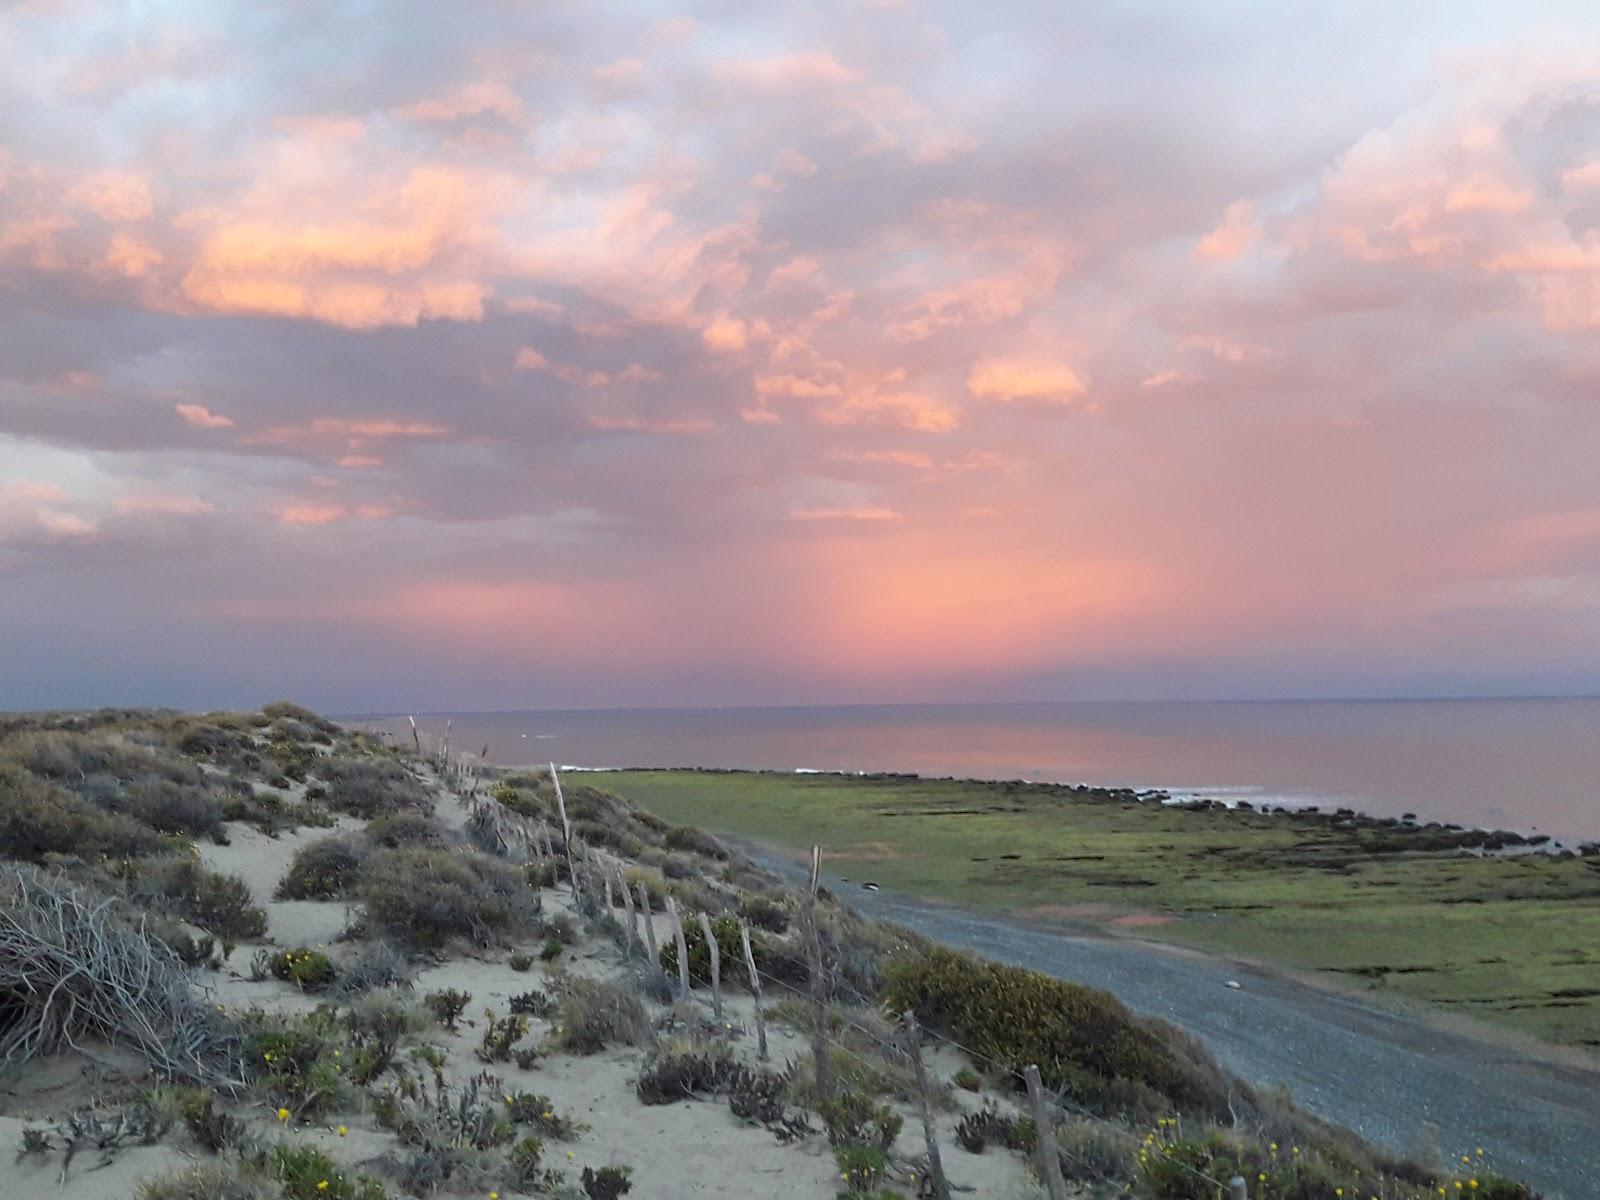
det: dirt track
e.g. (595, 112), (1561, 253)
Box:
(741, 842), (1600, 1200)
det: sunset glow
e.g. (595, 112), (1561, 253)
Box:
(4, 2), (1600, 710)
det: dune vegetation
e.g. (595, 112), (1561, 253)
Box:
(0, 707), (1542, 1199)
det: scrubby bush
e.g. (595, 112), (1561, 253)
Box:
(952, 1066), (982, 1091)
(318, 758), (431, 818)
(510, 951), (534, 972)
(509, 989), (553, 1017)
(277, 836), (367, 900)
(883, 945), (1230, 1118)
(834, 1144), (891, 1196)
(636, 1036), (734, 1104)
(333, 940), (412, 997)
(364, 811), (448, 848)
(113, 855), (267, 943)
(503, 1091), (577, 1138)
(475, 1009), (529, 1063)
(664, 824), (726, 859)
(817, 1090), (902, 1152)
(137, 1161), (275, 1200)
(247, 1013), (347, 1118)
(273, 1143), (390, 1200)
(424, 988), (472, 1032)
(358, 847), (538, 950)
(739, 893), (790, 933)
(580, 1166), (634, 1199)
(0, 765), (164, 862)
(954, 1105), (1034, 1154)
(550, 976), (652, 1054)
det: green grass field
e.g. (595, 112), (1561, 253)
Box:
(602, 769), (1600, 1048)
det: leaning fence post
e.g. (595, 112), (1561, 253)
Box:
(903, 1011), (950, 1200)
(619, 868), (639, 956)
(549, 763), (579, 901)
(738, 919), (768, 1062)
(603, 868), (615, 914)
(696, 911), (724, 1022)
(1229, 1177), (1248, 1200)
(799, 845), (832, 1101)
(637, 881), (659, 967)
(666, 896), (691, 1002)
(1023, 1065), (1068, 1200)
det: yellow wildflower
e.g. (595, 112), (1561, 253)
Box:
(277, 1108), (290, 1121)
(338, 1125), (348, 1137)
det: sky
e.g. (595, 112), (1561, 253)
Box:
(3, 1), (1600, 713)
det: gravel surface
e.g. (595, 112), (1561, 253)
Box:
(741, 842), (1600, 1200)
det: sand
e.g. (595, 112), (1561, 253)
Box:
(0, 770), (1041, 1199)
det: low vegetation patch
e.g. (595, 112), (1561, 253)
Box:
(884, 944), (1230, 1118)
(357, 846), (538, 949)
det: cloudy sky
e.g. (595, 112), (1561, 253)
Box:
(3, 1), (1600, 712)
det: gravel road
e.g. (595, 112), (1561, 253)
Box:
(740, 842), (1600, 1200)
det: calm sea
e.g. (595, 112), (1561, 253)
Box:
(347, 698), (1600, 843)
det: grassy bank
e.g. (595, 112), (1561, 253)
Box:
(601, 770), (1600, 1048)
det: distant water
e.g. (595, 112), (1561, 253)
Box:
(347, 698), (1600, 843)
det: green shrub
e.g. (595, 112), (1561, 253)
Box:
(550, 976), (652, 1054)
(540, 937), (564, 961)
(270, 947), (338, 991)
(277, 836), (367, 900)
(475, 1009), (529, 1063)
(954, 1105), (1034, 1154)
(882, 945), (1229, 1118)
(510, 951), (534, 972)
(503, 1092), (577, 1138)
(358, 847), (538, 950)
(952, 1066), (981, 1091)
(816, 1091), (902, 1151)
(509, 989), (553, 1017)
(659, 912), (776, 989)
(272, 1143), (390, 1200)
(834, 1144), (890, 1196)
(247, 1015), (346, 1119)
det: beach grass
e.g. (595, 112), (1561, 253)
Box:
(601, 769), (1600, 1047)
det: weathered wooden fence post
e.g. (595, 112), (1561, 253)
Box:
(549, 762), (579, 901)
(799, 845), (832, 1101)
(1229, 1177), (1247, 1200)
(1023, 1064), (1067, 1200)
(603, 867), (614, 913)
(696, 911), (723, 1022)
(637, 881), (659, 967)
(665, 896), (691, 1002)
(903, 1011), (950, 1200)
(619, 868), (638, 956)
(738, 919), (768, 1061)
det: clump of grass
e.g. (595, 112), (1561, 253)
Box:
(816, 1090), (902, 1152)
(272, 1142), (390, 1200)
(580, 1165), (634, 1199)
(503, 1091), (578, 1138)
(137, 1161), (276, 1200)
(357, 847), (538, 950)
(549, 976), (652, 1054)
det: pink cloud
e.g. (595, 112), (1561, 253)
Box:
(392, 81), (528, 126)
(968, 358), (1088, 405)
(114, 492), (216, 516)
(1195, 200), (1259, 261)
(716, 52), (854, 88)
(66, 171), (153, 223)
(789, 505), (902, 522)
(702, 314), (749, 352)
(587, 414), (717, 435)
(175, 402), (234, 429)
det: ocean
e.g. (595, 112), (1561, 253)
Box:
(348, 697), (1600, 843)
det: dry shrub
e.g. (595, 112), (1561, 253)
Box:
(635, 1036), (734, 1104)
(357, 847), (538, 950)
(0, 865), (238, 1081)
(365, 811), (449, 848)
(318, 758), (431, 819)
(113, 855), (267, 943)
(550, 976), (652, 1054)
